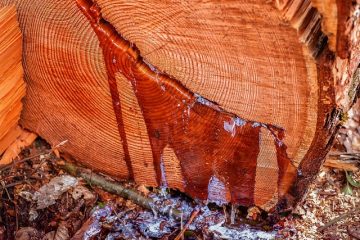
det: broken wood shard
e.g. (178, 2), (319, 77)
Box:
(1, 0), (358, 211)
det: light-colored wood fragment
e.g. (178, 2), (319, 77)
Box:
(0, 129), (37, 165)
(323, 158), (358, 171)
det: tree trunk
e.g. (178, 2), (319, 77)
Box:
(0, 0), (359, 211)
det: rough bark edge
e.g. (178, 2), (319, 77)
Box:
(275, 0), (360, 211)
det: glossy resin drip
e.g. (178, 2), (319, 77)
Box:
(76, 0), (296, 206)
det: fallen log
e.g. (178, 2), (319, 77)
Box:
(0, 0), (359, 212)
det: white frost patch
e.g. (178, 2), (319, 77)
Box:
(224, 119), (236, 137)
(207, 176), (227, 205)
(84, 206), (113, 240)
(195, 94), (215, 107)
(143, 59), (158, 73)
(276, 139), (283, 147)
(234, 117), (246, 127)
(159, 155), (168, 188)
(224, 117), (248, 137)
(209, 221), (276, 240)
(139, 217), (172, 238)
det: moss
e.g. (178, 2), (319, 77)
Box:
(339, 111), (348, 124)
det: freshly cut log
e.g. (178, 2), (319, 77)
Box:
(0, 0), (359, 211)
(0, 5), (26, 156)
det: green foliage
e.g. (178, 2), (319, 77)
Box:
(343, 182), (353, 195)
(346, 171), (360, 187)
(342, 171), (360, 195)
(97, 201), (106, 208)
(339, 111), (349, 124)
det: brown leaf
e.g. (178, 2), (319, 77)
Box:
(0, 226), (5, 240)
(15, 227), (40, 240)
(54, 222), (69, 240)
(42, 231), (55, 240)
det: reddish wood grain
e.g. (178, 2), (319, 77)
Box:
(76, 0), (297, 206)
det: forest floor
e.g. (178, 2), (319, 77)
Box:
(0, 102), (360, 240)
(290, 100), (360, 240)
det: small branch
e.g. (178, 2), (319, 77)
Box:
(61, 162), (183, 220)
(230, 204), (236, 224)
(0, 139), (68, 173)
(318, 204), (360, 232)
(329, 152), (360, 157)
(0, 152), (49, 172)
(0, 180), (31, 190)
(1, 181), (12, 201)
(174, 208), (200, 240)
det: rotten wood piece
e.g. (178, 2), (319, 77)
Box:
(0, 0), (359, 212)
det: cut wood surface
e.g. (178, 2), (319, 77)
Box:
(0, 5), (25, 155)
(0, 0), (359, 211)
(0, 128), (37, 165)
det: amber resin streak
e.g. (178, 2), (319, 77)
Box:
(76, 0), (297, 207)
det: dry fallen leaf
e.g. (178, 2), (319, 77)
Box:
(15, 227), (40, 240)
(54, 222), (70, 240)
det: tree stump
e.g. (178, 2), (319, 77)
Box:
(0, 5), (26, 155)
(0, 0), (359, 211)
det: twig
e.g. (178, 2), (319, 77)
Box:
(0, 180), (30, 190)
(318, 204), (360, 232)
(0, 139), (68, 173)
(230, 204), (236, 225)
(174, 208), (200, 240)
(0, 152), (49, 172)
(329, 152), (360, 156)
(180, 211), (184, 240)
(1, 181), (12, 201)
(14, 199), (18, 231)
(61, 162), (183, 220)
